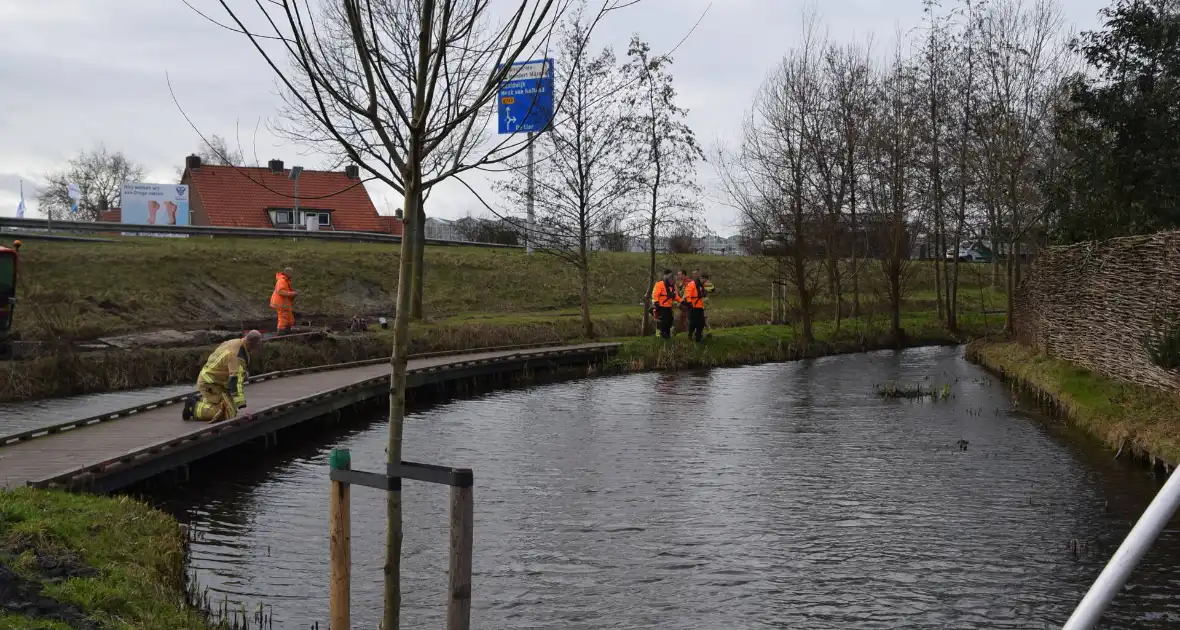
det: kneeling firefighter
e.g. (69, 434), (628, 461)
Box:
(183, 330), (262, 423)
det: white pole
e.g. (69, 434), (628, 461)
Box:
(526, 132), (535, 256)
(1061, 468), (1180, 630)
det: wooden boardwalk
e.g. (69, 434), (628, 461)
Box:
(0, 343), (618, 492)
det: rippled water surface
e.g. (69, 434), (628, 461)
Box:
(151, 346), (1180, 629)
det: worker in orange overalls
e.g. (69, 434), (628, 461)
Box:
(650, 269), (678, 339)
(270, 267), (297, 334)
(682, 271), (706, 343)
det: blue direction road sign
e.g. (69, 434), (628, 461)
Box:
(497, 58), (554, 134)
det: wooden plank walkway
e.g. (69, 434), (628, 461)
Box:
(0, 343), (618, 491)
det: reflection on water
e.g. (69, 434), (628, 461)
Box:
(0, 384), (192, 434)
(152, 346), (1180, 629)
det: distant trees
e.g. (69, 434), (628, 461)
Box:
(718, 0), (1075, 340)
(37, 146), (145, 221)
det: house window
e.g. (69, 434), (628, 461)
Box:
(268, 208), (331, 228)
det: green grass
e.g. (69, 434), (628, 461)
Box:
(967, 341), (1180, 465)
(610, 310), (999, 372)
(0, 488), (213, 629)
(11, 235), (999, 340)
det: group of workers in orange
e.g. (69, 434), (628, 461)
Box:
(184, 266), (714, 424)
(651, 268), (715, 342)
(182, 268), (298, 423)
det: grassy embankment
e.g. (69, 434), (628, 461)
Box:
(2, 236), (1004, 401)
(968, 341), (1180, 467)
(0, 489), (213, 629)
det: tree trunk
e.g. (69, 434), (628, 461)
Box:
(933, 242), (944, 321)
(642, 197), (658, 336)
(383, 178), (419, 630)
(409, 194), (426, 321)
(828, 250), (842, 329)
(1004, 241), (1015, 335)
(851, 184), (860, 318)
(890, 276), (902, 343)
(794, 253), (813, 344)
(579, 253), (594, 338)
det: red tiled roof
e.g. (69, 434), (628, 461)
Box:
(184, 164), (402, 235)
(100, 208), (121, 222)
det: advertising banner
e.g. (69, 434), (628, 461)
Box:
(120, 183), (190, 226)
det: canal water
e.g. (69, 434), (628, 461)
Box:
(17, 346), (1180, 628)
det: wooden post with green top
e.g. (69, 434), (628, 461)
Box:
(329, 448), (351, 630)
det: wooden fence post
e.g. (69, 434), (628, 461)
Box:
(447, 470), (474, 630)
(329, 448), (352, 630)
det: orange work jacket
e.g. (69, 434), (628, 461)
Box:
(270, 272), (294, 310)
(652, 280), (677, 308)
(682, 279), (704, 309)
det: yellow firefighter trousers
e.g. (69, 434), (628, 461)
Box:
(193, 383), (238, 423)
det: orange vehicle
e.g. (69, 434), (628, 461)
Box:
(0, 243), (18, 357)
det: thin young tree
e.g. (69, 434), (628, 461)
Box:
(916, 0), (954, 326)
(864, 40), (921, 342)
(717, 15), (827, 342)
(499, 7), (641, 338)
(944, 0), (983, 331)
(975, 0), (1068, 332)
(621, 36), (702, 335)
(805, 41), (854, 328)
(825, 41), (874, 320)
(207, 0), (639, 625)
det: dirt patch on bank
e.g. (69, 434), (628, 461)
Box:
(0, 518), (100, 629)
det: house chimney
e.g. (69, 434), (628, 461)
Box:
(344, 164), (360, 179)
(268, 159), (284, 173)
(185, 154), (202, 171)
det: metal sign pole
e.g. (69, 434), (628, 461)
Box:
(526, 132), (535, 256)
(1061, 468), (1180, 629)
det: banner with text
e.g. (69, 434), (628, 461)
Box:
(120, 183), (191, 226)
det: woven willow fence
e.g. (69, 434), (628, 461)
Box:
(1015, 230), (1180, 393)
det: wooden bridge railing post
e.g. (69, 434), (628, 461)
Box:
(329, 448), (352, 630)
(447, 470), (474, 630)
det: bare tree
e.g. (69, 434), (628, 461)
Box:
(207, 0), (639, 625)
(915, 0), (954, 326)
(944, 0), (984, 331)
(196, 133), (247, 166)
(825, 41), (874, 319)
(864, 41), (921, 342)
(37, 145), (145, 221)
(717, 15), (827, 343)
(975, 0), (1069, 332)
(499, 8), (641, 338)
(622, 36), (702, 335)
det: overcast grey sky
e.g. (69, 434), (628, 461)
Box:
(0, 0), (1109, 234)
